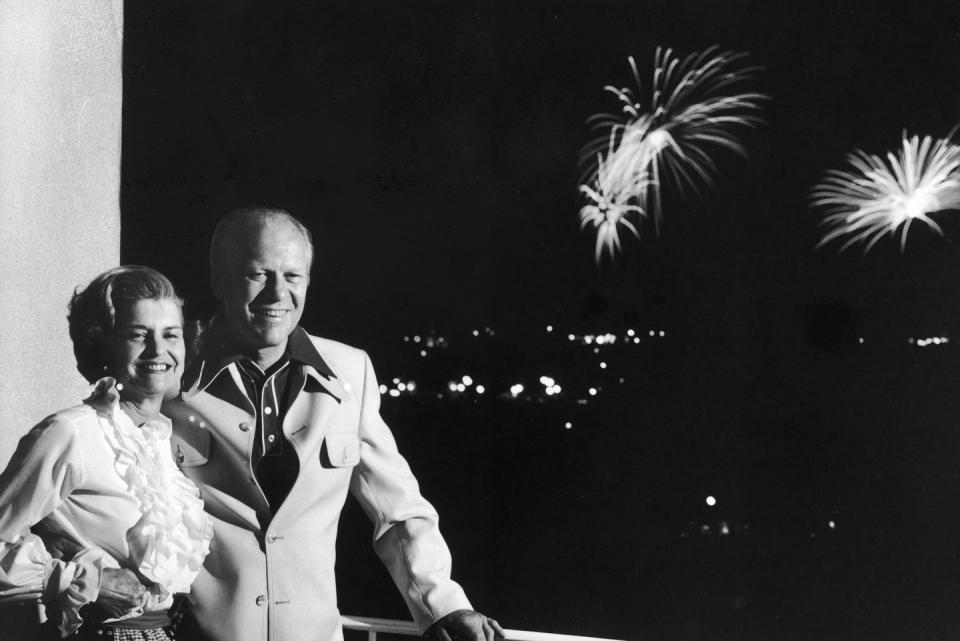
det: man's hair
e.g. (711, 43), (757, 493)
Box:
(209, 206), (314, 284)
(68, 265), (183, 383)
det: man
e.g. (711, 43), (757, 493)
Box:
(164, 207), (502, 641)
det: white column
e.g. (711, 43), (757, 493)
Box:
(0, 0), (123, 466)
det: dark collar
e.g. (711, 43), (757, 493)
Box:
(287, 326), (334, 376)
(184, 323), (336, 394)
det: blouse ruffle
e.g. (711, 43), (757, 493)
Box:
(84, 378), (213, 610)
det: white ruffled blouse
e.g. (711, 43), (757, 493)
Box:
(0, 379), (213, 636)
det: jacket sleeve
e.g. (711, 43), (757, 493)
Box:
(0, 413), (117, 635)
(348, 351), (472, 632)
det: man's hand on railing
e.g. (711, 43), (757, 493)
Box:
(425, 609), (505, 641)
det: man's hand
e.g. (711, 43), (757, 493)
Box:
(425, 609), (505, 641)
(96, 567), (147, 618)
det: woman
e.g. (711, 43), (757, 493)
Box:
(0, 266), (213, 640)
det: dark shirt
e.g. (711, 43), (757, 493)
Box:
(191, 324), (335, 516)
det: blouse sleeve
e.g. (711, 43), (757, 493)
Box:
(0, 412), (119, 634)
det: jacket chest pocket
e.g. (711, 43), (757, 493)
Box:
(321, 431), (360, 468)
(171, 427), (211, 467)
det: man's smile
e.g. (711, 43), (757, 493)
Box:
(251, 307), (290, 319)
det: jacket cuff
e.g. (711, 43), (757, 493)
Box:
(419, 589), (473, 633)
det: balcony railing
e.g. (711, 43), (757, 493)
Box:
(341, 615), (627, 641)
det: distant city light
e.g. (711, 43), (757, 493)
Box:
(719, 521), (730, 536)
(392, 378), (400, 384)
(472, 329), (480, 337)
(600, 362), (607, 369)
(828, 520), (836, 529)
(649, 330), (655, 337)
(564, 422), (572, 429)
(420, 350), (427, 357)
(567, 334), (576, 341)
(594, 348), (600, 354)
(398, 382), (407, 392)
(407, 381), (416, 392)
(389, 389), (400, 397)
(706, 496), (717, 507)
(915, 336), (950, 347)
(633, 337), (641, 344)
(379, 384), (388, 395)
(627, 329), (635, 337)
(596, 335), (605, 345)
(462, 375), (473, 386)
(456, 383), (466, 392)
(858, 337), (864, 344)
(659, 330), (665, 337)
(510, 384), (524, 398)
(588, 387), (597, 396)
(476, 385), (485, 394)
(546, 325), (553, 332)
(413, 336), (421, 343)
(403, 336), (410, 342)
(584, 335), (594, 344)
(539, 376), (555, 387)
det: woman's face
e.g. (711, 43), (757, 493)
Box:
(109, 298), (185, 403)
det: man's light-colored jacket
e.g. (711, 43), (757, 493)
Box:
(164, 332), (471, 641)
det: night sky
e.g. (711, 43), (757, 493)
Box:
(122, 1), (960, 340)
(120, 2), (960, 638)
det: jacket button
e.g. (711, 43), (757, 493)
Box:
(256, 595), (266, 606)
(239, 422), (251, 432)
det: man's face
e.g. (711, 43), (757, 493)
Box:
(215, 221), (311, 355)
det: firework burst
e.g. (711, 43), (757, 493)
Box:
(579, 46), (767, 261)
(811, 133), (960, 253)
(578, 159), (651, 262)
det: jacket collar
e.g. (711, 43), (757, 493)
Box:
(184, 322), (337, 397)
